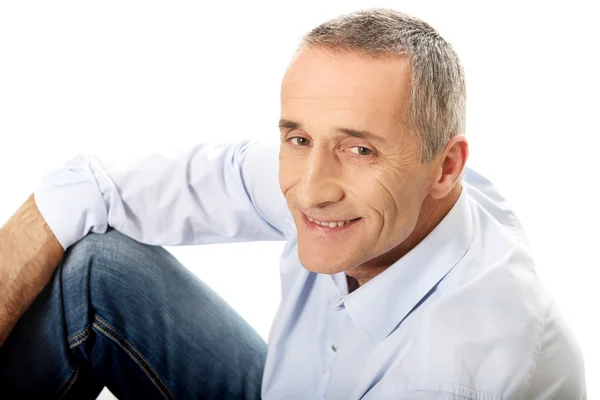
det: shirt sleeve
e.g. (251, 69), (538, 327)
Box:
(33, 139), (290, 250)
(521, 304), (587, 399)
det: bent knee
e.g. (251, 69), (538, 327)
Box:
(61, 228), (168, 281)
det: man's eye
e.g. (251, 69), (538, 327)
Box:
(349, 146), (373, 156)
(290, 137), (311, 146)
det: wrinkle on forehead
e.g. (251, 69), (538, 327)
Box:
(281, 82), (404, 113)
(282, 84), (384, 106)
(281, 85), (407, 143)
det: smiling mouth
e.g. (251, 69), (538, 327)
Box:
(305, 215), (361, 228)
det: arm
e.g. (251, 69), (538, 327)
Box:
(34, 139), (290, 250)
(1, 139), (287, 347)
(0, 195), (64, 347)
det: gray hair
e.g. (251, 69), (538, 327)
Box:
(300, 8), (466, 163)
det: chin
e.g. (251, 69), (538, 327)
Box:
(297, 251), (352, 275)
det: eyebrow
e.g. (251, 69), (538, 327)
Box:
(278, 119), (384, 143)
(278, 119), (300, 130)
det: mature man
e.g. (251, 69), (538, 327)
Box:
(0, 8), (586, 399)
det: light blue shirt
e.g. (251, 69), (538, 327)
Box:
(34, 140), (586, 399)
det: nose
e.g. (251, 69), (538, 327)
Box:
(296, 146), (344, 209)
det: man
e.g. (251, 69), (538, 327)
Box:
(0, 8), (586, 399)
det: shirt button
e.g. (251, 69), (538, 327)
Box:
(331, 296), (343, 304)
(331, 344), (337, 352)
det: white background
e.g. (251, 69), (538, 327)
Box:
(1, 1), (598, 399)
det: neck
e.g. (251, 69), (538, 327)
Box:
(346, 184), (462, 289)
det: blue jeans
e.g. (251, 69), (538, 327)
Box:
(0, 229), (267, 399)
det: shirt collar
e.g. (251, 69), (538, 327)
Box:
(336, 187), (474, 344)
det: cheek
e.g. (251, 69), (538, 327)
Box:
(350, 169), (402, 213)
(384, 185), (428, 242)
(356, 170), (423, 227)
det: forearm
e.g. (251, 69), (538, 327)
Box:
(0, 194), (64, 347)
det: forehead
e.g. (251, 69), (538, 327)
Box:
(280, 47), (411, 134)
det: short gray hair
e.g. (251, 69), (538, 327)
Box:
(300, 8), (466, 163)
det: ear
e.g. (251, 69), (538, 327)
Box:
(429, 135), (469, 199)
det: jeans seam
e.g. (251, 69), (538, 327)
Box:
(67, 328), (89, 343)
(92, 315), (176, 400)
(57, 328), (88, 399)
(68, 329), (91, 348)
(56, 366), (79, 400)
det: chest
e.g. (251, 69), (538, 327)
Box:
(262, 272), (532, 400)
(262, 269), (391, 399)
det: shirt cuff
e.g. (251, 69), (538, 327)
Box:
(33, 154), (109, 250)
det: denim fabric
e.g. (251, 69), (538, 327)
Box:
(0, 229), (267, 399)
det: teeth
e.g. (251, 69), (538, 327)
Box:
(307, 217), (353, 228)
